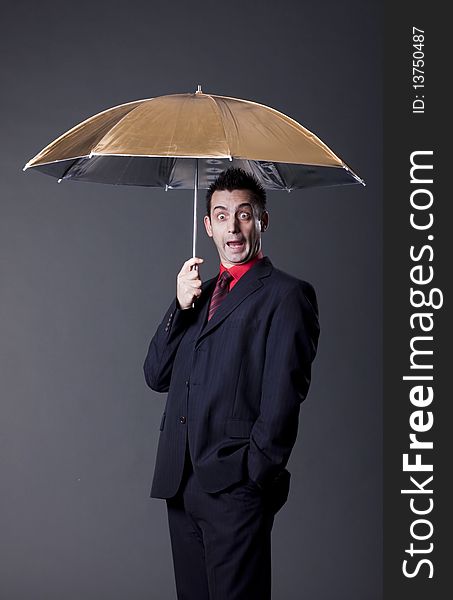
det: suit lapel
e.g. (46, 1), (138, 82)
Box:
(193, 276), (217, 340)
(195, 257), (273, 348)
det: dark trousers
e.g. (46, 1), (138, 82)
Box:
(165, 446), (284, 600)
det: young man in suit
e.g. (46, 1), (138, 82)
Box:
(143, 168), (320, 600)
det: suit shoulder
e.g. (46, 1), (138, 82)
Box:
(268, 265), (316, 294)
(267, 265), (318, 314)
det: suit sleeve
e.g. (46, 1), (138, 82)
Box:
(143, 298), (195, 393)
(247, 281), (320, 488)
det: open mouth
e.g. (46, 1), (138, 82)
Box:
(226, 241), (245, 251)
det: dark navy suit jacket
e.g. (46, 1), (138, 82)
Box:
(143, 256), (320, 499)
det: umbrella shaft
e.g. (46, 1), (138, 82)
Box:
(192, 159), (198, 258)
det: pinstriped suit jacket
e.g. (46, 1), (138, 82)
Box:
(143, 256), (320, 499)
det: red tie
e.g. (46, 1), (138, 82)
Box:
(208, 271), (233, 321)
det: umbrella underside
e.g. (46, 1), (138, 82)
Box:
(31, 156), (361, 190)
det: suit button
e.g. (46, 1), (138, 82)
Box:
(179, 416), (186, 424)
(185, 380), (189, 387)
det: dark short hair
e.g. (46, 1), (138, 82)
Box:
(206, 167), (267, 216)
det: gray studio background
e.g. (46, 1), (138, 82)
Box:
(0, 1), (381, 599)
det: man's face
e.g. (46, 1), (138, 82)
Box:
(203, 189), (268, 268)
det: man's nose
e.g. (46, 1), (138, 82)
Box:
(227, 215), (240, 233)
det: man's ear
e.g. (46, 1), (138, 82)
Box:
(260, 210), (269, 232)
(204, 215), (213, 237)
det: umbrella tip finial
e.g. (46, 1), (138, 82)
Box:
(196, 84), (202, 94)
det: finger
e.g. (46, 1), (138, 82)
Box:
(183, 269), (202, 281)
(182, 280), (202, 296)
(182, 257), (204, 272)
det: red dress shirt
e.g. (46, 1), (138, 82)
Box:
(219, 250), (264, 290)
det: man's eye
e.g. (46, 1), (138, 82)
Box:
(239, 212), (251, 219)
(217, 214), (226, 220)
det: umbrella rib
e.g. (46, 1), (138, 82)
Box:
(57, 158), (81, 182)
(206, 95), (232, 158)
(166, 97), (190, 165)
(91, 98), (158, 155)
(212, 93), (345, 166)
(271, 162), (288, 190)
(24, 154), (88, 170)
(24, 100), (146, 169)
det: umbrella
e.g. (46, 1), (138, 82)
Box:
(24, 85), (364, 257)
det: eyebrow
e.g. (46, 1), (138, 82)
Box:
(212, 203), (253, 212)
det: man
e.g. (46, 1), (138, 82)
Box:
(143, 168), (320, 600)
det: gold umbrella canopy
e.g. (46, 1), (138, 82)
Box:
(24, 87), (364, 191)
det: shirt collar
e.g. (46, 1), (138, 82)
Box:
(219, 250), (264, 281)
